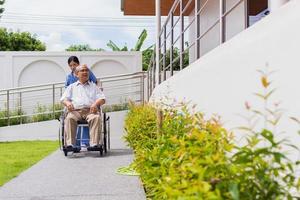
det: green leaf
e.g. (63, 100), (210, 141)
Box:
(252, 109), (264, 116)
(121, 45), (128, 51)
(133, 29), (147, 51)
(229, 183), (240, 200)
(265, 88), (276, 99)
(261, 129), (276, 146)
(107, 40), (121, 51)
(254, 148), (271, 156)
(285, 143), (299, 150)
(273, 152), (285, 163)
(254, 92), (265, 99)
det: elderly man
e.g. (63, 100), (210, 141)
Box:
(60, 64), (105, 149)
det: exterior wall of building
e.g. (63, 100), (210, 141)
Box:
(188, 0), (246, 64)
(151, 1), (299, 160)
(0, 51), (142, 89)
(0, 51), (142, 114)
(268, 0), (289, 12)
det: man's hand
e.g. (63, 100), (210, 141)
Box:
(65, 101), (74, 112)
(90, 103), (98, 114)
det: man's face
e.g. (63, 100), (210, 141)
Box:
(76, 66), (89, 83)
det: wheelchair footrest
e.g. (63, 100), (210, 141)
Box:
(87, 145), (103, 151)
(64, 146), (81, 153)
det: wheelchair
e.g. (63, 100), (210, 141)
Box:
(59, 109), (110, 157)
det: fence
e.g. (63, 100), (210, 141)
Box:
(147, 0), (248, 97)
(0, 72), (146, 126)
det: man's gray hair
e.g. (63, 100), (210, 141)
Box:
(75, 64), (88, 72)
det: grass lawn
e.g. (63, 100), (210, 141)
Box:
(0, 140), (58, 186)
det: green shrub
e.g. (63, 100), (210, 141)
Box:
(102, 103), (129, 113)
(124, 102), (157, 151)
(32, 103), (52, 122)
(124, 67), (300, 199)
(229, 66), (300, 199)
(52, 103), (63, 120)
(0, 106), (28, 127)
(125, 104), (234, 199)
(32, 103), (63, 122)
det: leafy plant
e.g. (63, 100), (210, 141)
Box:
(125, 102), (234, 199)
(124, 65), (300, 199)
(65, 44), (104, 51)
(0, 0), (5, 16)
(52, 103), (64, 120)
(0, 28), (46, 51)
(107, 29), (147, 52)
(102, 103), (129, 113)
(232, 65), (300, 199)
(124, 102), (157, 151)
(32, 103), (52, 122)
(0, 104), (28, 127)
(32, 103), (63, 122)
(144, 45), (190, 71)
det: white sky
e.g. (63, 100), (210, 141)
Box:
(0, 0), (157, 51)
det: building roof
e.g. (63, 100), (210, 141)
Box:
(121, 0), (183, 16)
(121, 0), (267, 16)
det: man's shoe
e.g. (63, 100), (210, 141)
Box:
(73, 147), (81, 153)
(66, 145), (74, 150)
(87, 145), (98, 151)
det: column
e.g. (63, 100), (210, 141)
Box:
(155, 0), (161, 87)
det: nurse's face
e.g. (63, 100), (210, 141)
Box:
(69, 61), (79, 72)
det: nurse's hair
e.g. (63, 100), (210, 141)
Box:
(67, 56), (80, 65)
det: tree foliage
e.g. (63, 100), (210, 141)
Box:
(106, 29), (147, 52)
(0, 0), (5, 16)
(65, 29), (189, 71)
(65, 44), (104, 51)
(0, 28), (46, 51)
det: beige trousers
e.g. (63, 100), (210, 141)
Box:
(64, 108), (102, 146)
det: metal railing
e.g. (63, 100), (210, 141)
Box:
(0, 72), (146, 126)
(147, 0), (248, 97)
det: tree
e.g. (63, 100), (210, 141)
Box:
(142, 44), (189, 71)
(0, 0), (5, 16)
(106, 29), (147, 51)
(142, 45), (154, 71)
(107, 29), (151, 70)
(0, 28), (46, 51)
(65, 44), (104, 51)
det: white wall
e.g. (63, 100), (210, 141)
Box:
(0, 51), (142, 113)
(190, 0), (246, 58)
(199, 0), (220, 56)
(0, 51), (142, 89)
(268, 0), (289, 12)
(151, 0), (300, 161)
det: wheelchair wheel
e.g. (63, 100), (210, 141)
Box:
(63, 149), (68, 156)
(100, 148), (103, 156)
(59, 115), (65, 147)
(103, 113), (110, 153)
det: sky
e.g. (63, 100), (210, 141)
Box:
(0, 0), (157, 51)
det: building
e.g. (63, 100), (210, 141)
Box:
(122, 0), (300, 162)
(121, 0), (287, 89)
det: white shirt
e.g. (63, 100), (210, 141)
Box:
(60, 81), (105, 109)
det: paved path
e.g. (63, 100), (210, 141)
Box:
(0, 111), (146, 200)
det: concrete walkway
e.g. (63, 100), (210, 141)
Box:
(0, 111), (146, 200)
